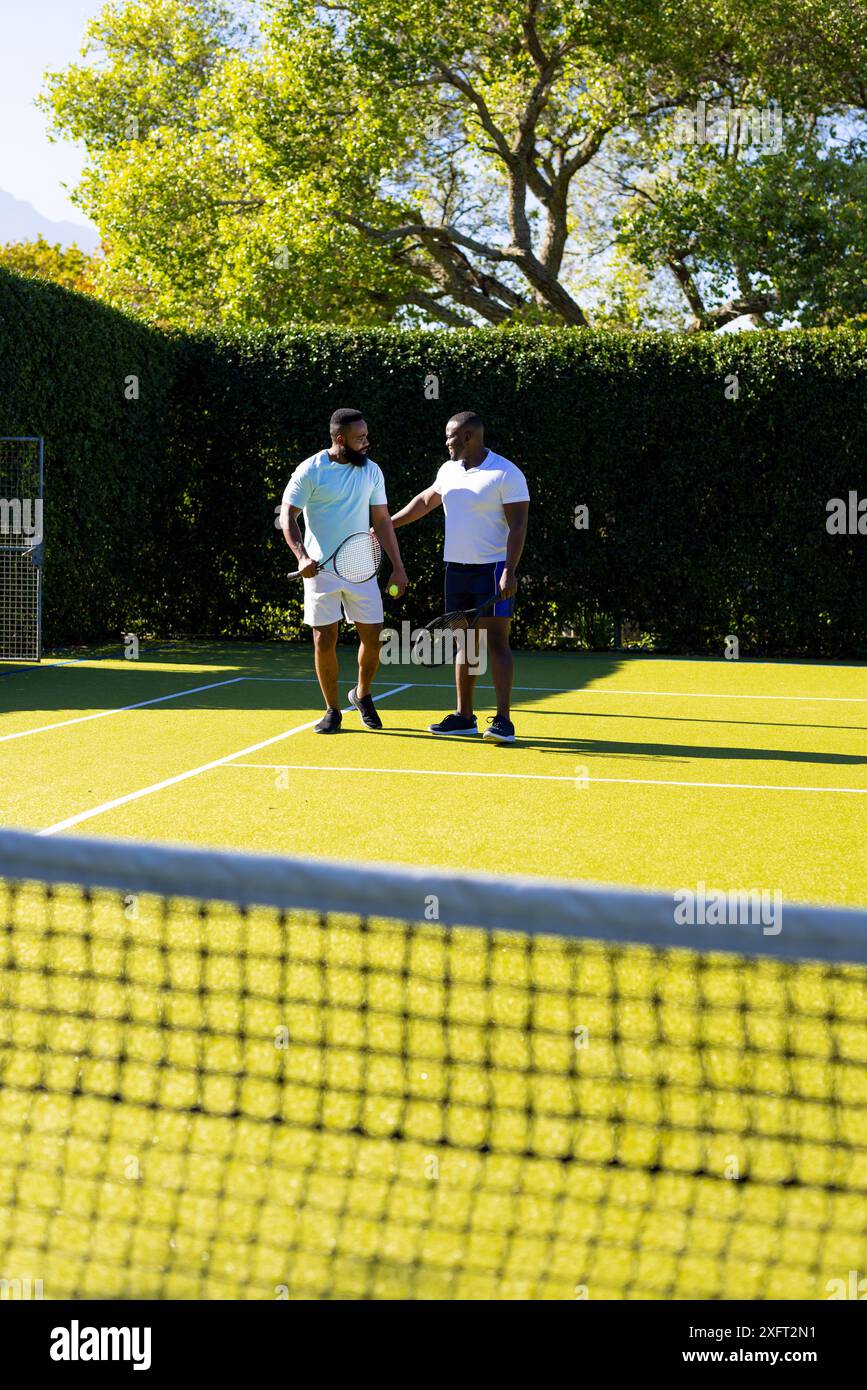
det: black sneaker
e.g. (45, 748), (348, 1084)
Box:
(483, 715), (515, 743)
(428, 712), (479, 736)
(348, 687), (382, 730)
(314, 707), (343, 733)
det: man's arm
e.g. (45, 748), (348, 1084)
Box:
(390, 484), (443, 528)
(499, 500), (529, 597)
(280, 502), (318, 577)
(370, 503), (408, 597)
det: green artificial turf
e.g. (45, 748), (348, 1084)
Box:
(1, 643), (864, 906)
(1, 643), (865, 1299)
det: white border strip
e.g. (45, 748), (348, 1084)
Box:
(0, 826), (863, 964)
(244, 678), (867, 703)
(0, 678), (247, 743)
(224, 763), (867, 795)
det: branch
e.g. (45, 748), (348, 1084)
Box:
(380, 235), (525, 324)
(433, 62), (514, 167)
(402, 240), (526, 323)
(400, 288), (477, 327)
(347, 211), (589, 324)
(214, 198), (266, 210)
(559, 126), (610, 183)
(522, 0), (549, 72)
(666, 251), (706, 323)
(343, 215), (515, 265)
(690, 290), (780, 332)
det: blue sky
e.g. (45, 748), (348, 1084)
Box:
(0, 0), (101, 233)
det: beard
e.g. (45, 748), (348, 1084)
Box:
(341, 443), (369, 466)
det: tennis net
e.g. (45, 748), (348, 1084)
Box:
(1, 828), (866, 1301)
(0, 437), (42, 663)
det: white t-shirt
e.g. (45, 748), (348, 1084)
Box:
(434, 450), (530, 563)
(282, 450), (387, 562)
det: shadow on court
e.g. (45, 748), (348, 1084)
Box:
(375, 726), (867, 768)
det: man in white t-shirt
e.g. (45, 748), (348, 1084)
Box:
(280, 408), (407, 733)
(391, 411), (529, 742)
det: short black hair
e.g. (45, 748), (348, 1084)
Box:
(447, 410), (483, 431)
(330, 408), (365, 437)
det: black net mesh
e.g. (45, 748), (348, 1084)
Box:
(1, 872), (866, 1300)
(0, 438), (41, 663)
(0, 550), (40, 661)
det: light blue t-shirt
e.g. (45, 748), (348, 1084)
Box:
(282, 450), (388, 562)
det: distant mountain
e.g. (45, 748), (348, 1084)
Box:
(0, 190), (100, 252)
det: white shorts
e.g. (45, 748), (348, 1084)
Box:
(303, 571), (384, 627)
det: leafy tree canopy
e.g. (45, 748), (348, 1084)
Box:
(40, 0), (867, 330)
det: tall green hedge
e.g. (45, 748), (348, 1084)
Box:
(0, 268), (179, 644)
(1, 266), (865, 656)
(169, 326), (867, 656)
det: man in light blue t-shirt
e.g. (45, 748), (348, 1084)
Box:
(281, 408), (407, 733)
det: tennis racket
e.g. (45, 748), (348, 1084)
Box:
(288, 531), (382, 582)
(412, 593), (499, 654)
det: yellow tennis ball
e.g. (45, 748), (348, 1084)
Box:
(388, 582), (400, 597)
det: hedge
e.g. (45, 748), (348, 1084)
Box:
(1, 267), (865, 656)
(0, 268), (180, 644)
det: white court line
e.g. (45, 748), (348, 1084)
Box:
(38, 685), (413, 836)
(0, 678), (247, 744)
(243, 677), (867, 703)
(225, 762), (867, 796)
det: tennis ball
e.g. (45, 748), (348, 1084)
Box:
(388, 582), (400, 597)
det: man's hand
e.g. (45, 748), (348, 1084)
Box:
(369, 510), (408, 596)
(499, 567), (518, 598)
(298, 555), (319, 579)
(388, 565), (408, 599)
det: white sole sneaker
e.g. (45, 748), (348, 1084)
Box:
(427, 725), (479, 736)
(483, 728), (515, 742)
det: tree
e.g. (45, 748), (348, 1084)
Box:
(40, 0), (867, 330)
(616, 129), (867, 330)
(0, 236), (102, 296)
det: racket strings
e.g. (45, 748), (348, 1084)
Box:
(334, 532), (382, 583)
(441, 593), (498, 631)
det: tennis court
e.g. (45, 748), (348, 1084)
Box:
(1, 641), (866, 1301)
(1, 642), (865, 904)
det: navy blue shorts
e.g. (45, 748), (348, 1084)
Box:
(444, 561), (514, 618)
